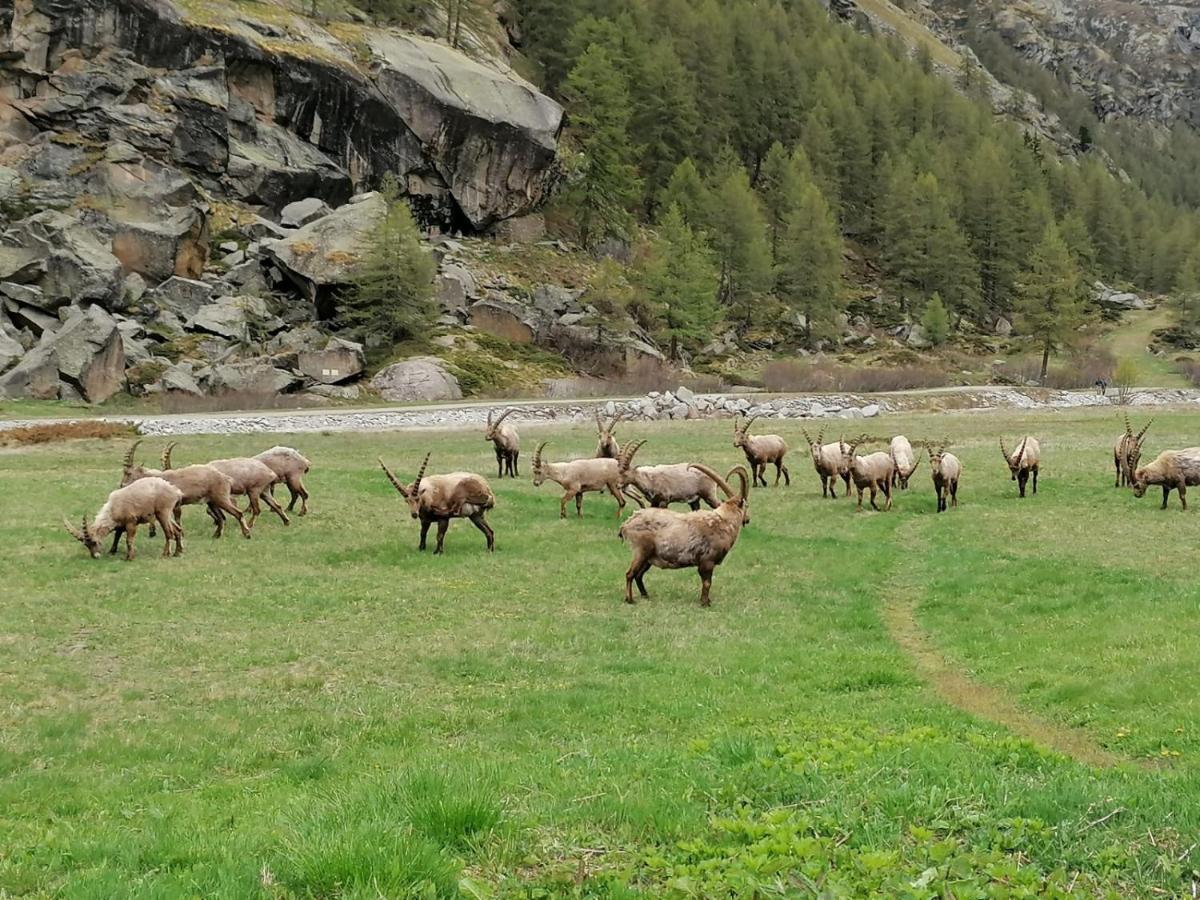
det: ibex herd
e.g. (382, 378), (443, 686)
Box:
(62, 404), (1191, 604)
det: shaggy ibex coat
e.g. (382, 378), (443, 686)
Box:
(1113, 414), (1152, 488)
(65, 476), (183, 560)
(532, 441), (631, 518)
(120, 440), (250, 545)
(848, 439), (895, 511)
(802, 426), (850, 498)
(1130, 448), (1200, 509)
(929, 444), (961, 513)
(1000, 435), (1040, 497)
(379, 453), (496, 552)
(484, 408), (520, 478)
(617, 440), (722, 510)
(595, 410), (624, 459)
(255, 446), (312, 514)
(734, 416), (789, 487)
(619, 464), (750, 607)
(890, 435), (921, 489)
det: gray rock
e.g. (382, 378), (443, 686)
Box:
(0, 345), (60, 399)
(298, 337), (365, 384)
(469, 298), (538, 343)
(558, 312), (586, 326)
(246, 216), (292, 241)
(10, 211), (122, 307)
(123, 272), (148, 304)
(111, 205), (208, 282)
(837, 407), (865, 419)
(157, 361), (204, 396)
(437, 263), (476, 309)
(208, 361), (301, 394)
(280, 197), (332, 228)
(219, 241), (240, 253)
(188, 295), (284, 342)
(675, 385), (696, 404)
(861, 404), (881, 418)
(370, 356), (463, 402)
(221, 249), (246, 267)
(669, 402), (691, 419)
(994, 316), (1013, 336)
(3, 299), (58, 335)
(37, 305), (126, 402)
(0, 322), (24, 373)
(906, 323), (931, 349)
(0, 281), (50, 309)
(307, 382), (361, 401)
(531, 284), (581, 314)
(144, 276), (212, 319)
(0, 247), (45, 284)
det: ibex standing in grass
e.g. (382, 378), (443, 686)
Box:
(929, 442), (961, 513)
(847, 435), (895, 511)
(1129, 448), (1200, 509)
(532, 441), (631, 519)
(379, 453), (496, 552)
(890, 435), (920, 489)
(802, 426), (850, 498)
(256, 446), (312, 514)
(484, 408), (520, 478)
(734, 415), (789, 488)
(619, 464), (750, 607)
(65, 477), (184, 560)
(1114, 414), (1152, 488)
(1000, 435), (1040, 498)
(617, 440), (722, 510)
(163, 443), (289, 531)
(595, 410), (623, 459)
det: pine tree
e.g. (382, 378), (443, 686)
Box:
(639, 204), (722, 358)
(630, 42), (700, 214)
(561, 44), (642, 249)
(1174, 249), (1200, 333)
(958, 141), (1023, 315)
(658, 158), (713, 231)
(759, 142), (812, 257)
(340, 175), (435, 347)
(1014, 223), (1085, 383)
(709, 167), (773, 329)
(921, 292), (950, 346)
(776, 181), (842, 347)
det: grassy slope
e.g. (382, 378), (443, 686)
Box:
(3, 410), (1200, 896)
(1099, 306), (1192, 388)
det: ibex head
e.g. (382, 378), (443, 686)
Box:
(596, 410), (622, 458)
(63, 516), (101, 558)
(1125, 416), (1152, 476)
(378, 453), (430, 518)
(484, 408), (514, 442)
(733, 415), (757, 450)
(531, 441), (549, 487)
(689, 463), (751, 526)
(617, 439), (646, 484)
(1000, 436), (1028, 479)
(802, 426), (826, 461)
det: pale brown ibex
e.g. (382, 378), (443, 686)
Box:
(734, 415), (789, 487)
(1114, 414), (1152, 488)
(802, 426), (850, 498)
(532, 441), (631, 519)
(256, 446), (312, 514)
(1000, 435), (1040, 498)
(618, 440), (722, 510)
(163, 443), (290, 531)
(595, 410), (624, 459)
(64, 477), (183, 560)
(484, 408), (520, 478)
(847, 435), (895, 511)
(619, 464), (751, 607)
(929, 441), (961, 513)
(379, 453), (496, 552)
(890, 435), (921, 489)
(1129, 448), (1200, 509)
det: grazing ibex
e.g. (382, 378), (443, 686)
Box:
(847, 436), (895, 511)
(595, 410), (624, 459)
(617, 440), (722, 510)
(1000, 435), (1040, 497)
(120, 440), (250, 546)
(619, 464), (750, 607)
(733, 415), (789, 487)
(162, 443), (289, 531)
(255, 446), (312, 514)
(1129, 448), (1200, 509)
(484, 408), (520, 478)
(379, 453), (496, 552)
(802, 426), (850, 498)
(929, 442), (961, 513)
(1114, 414), (1152, 488)
(532, 441), (631, 519)
(64, 477), (183, 560)
(890, 435), (921, 489)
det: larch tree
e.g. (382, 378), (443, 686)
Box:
(776, 180), (843, 347)
(639, 204), (723, 359)
(709, 167), (773, 329)
(1014, 223), (1085, 383)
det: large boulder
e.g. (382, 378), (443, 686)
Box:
(298, 337), (365, 384)
(38, 305), (126, 402)
(0, 322), (25, 373)
(0, 345), (60, 399)
(280, 197), (332, 228)
(187, 294), (285, 342)
(0, 247), (46, 284)
(8, 211), (123, 307)
(469, 298), (538, 343)
(206, 361), (301, 394)
(111, 205), (209, 282)
(143, 276), (212, 319)
(370, 356), (462, 402)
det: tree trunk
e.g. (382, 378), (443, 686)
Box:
(1039, 342), (1051, 384)
(669, 334), (679, 361)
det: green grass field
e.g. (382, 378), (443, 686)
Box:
(3, 407), (1200, 897)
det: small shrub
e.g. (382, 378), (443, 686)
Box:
(761, 360), (949, 392)
(400, 769), (503, 849)
(0, 421), (135, 446)
(1175, 359), (1200, 386)
(157, 390), (321, 414)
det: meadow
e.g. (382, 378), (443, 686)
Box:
(3, 406), (1200, 897)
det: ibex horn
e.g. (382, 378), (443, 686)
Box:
(377, 458), (409, 498)
(1136, 418), (1153, 443)
(534, 441), (547, 469)
(123, 439), (142, 468)
(160, 441), (178, 469)
(801, 428), (813, 447)
(595, 409), (604, 430)
(1123, 411), (1133, 437)
(688, 463), (734, 499)
(727, 466), (750, 501)
(624, 439), (646, 467)
(1014, 435), (1028, 464)
(999, 436), (1009, 462)
(746, 414), (760, 430)
(63, 517), (84, 541)
(413, 452), (431, 491)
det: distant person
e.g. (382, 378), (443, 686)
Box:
(1095, 378), (1108, 396)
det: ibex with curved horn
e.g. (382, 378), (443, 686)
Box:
(595, 410), (624, 459)
(617, 440), (722, 510)
(531, 441), (631, 519)
(379, 453), (496, 553)
(1128, 447), (1200, 509)
(847, 434), (895, 511)
(163, 443), (288, 532)
(734, 415), (789, 488)
(801, 426), (851, 498)
(1114, 414), (1152, 488)
(618, 464), (751, 607)
(1000, 435), (1040, 498)
(484, 408), (520, 478)
(889, 435), (921, 489)
(64, 476), (184, 560)
(929, 440), (961, 513)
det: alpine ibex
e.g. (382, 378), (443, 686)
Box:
(64, 477), (183, 560)
(801, 426), (850, 498)
(619, 464), (751, 607)
(162, 443), (289, 531)
(1114, 414), (1152, 488)
(532, 441), (631, 519)
(929, 442), (961, 513)
(733, 415), (789, 487)
(256, 446), (312, 514)
(484, 408), (520, 478)
(120, 440), (250, 546)
(890, 435), (921, 489)
(617, 440), (722, 510)
(595, 410), (624, 459)
(1000, 435), (1040, 497)
(1129, 448), (1200, 509)
(847, 436), (895, 511)
(379, 454), (496, 552)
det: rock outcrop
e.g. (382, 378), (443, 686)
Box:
(371, 357), (463, 402)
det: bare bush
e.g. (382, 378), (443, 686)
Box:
(0, 421), (134, 446)
(762, 360), (949, 393)
(1175, 359), (1200, 387)
(158, 390), (323, 414)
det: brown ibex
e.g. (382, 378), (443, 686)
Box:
(120, 440), (250, 547)
(1114, 414), (1152, 488)
(802, 426), (850, 498)
(64, 477), (183, 560)
(847, 435), (895, 511)
(484, 408), (520, 478)
(929, 441), (961, 513)
(734, 415), (789, 488)
(379, 453), (496, 552)
(619, 464), (750, 607)
(1000, 435), (1040, 497)
(618, 440), (722, 510)
(163, 443), (290, 531)
(255, 446), (312, 514)
(1129, 448), (1200, 509)
(595, 410), (624, 459)
(532, 441), (632, 519)
(890, 435), (921, 489)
